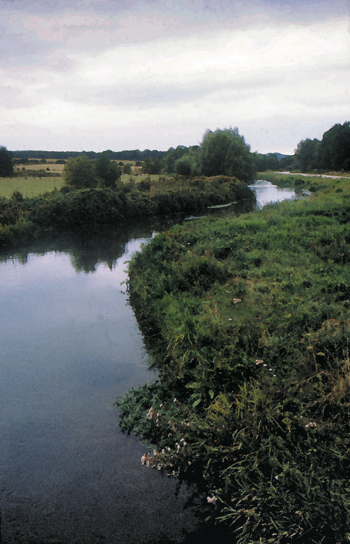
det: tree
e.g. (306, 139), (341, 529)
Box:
(64, 155), (99, 188)
(123, 163), (132, 175)
(199, 127), (256, 182)
(165, 145), (188, 173)
(64, 153), (122, 189)
(0, 147), (14, 177)
(254, 153), (279, 172)
(295, 138), (320, 172)
(318, 121), (350, 171)
(175, 154), (194, 176)
(95, 152), (122, 187)
(142, 158), (163, 175)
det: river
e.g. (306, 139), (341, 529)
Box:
(0, 182), (292, 544)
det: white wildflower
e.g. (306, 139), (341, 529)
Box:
(147, 407), (156, 420)
(141, 454), (149, 466)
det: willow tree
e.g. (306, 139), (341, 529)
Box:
(199, 127), (256, 183)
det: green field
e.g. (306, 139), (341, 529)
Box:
(0, 176), (65, 198)
(0, 173), (173, 199)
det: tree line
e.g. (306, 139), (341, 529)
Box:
(1, 120), (349, 181)
(9, 148), (167, 162)
(294, 121), (350, 172)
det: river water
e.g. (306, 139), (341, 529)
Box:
(0, 183), (292, 544)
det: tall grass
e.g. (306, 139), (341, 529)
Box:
(117, 173), (350, 544)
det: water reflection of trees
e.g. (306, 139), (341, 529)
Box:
(0, 204), (257, 272)
(0, 224), (156, 273)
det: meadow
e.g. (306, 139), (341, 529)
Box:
(117, 172), (350, 544)
(0, 160), (174, 199)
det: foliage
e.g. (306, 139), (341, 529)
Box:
(142, 157), (164, 175)
(94, 152), (122, 187)
(122, 163), (132, 175)
(166, 145), (189, 173)
(0, 147), (14, 177)
(199, 127), (256, 183)
(253, 153), (279, 172)
(295, 138), (320, 172)
(319, 121), (350, 172)
(64, 153), (121, 189)
(294, 121), (350, 173)
(175, 152), (199, 176)
(64, 155), (100, 188)
(117, 174), (350, 543)
(0, 176), (254, 251)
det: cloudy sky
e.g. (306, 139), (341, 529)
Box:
(1, 0), (349, 154)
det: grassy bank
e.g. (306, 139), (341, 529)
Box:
(117, 173), (350, 543)
(0, 175), (254, 251)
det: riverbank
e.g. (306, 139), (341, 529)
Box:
(0, 176), (254, 251)
(118, 173), (350, 544)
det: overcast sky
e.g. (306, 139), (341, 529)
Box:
(1, 0), (349, 154)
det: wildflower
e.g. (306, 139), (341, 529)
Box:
(159, 403), (163, 408)
(207, 495), (217, 504)
(305, 422), (317, 429)
(147, 406), (156, 419)
(188, 461), (192, 465)
(233, 298), (241, 304)
(255, 359), (264, 364)
(263, 364), (267, 367)
(273, 374), (276, 377)
(228, 318), (232, 322)
(141, 454), (149, 466)
(269, 368), (272, 371)
(173, 398), (178, 403)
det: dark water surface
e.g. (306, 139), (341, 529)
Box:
(0, 187), (287, 543)
(0, 227), (209, 544)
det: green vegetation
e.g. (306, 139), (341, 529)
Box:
(0, 176), (64, 198)
(165, 127), (256, 182)
(291, 121), (350, 173)
(0, 175), (254, 251)
(0, 147), (14, 178)
(64, 152), (122, 188)
(117, 173), (350, 544)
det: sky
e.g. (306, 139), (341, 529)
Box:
(0, 0), (349, 154)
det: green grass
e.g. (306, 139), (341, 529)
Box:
(117, 172), (350, 544)
(0, 176), (64, 198)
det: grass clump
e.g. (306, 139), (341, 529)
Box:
(117, 175), (350, 543)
